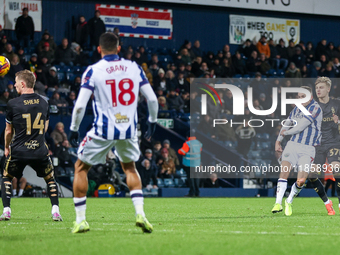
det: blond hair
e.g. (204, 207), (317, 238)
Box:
(15, 70), (36, 88)
(315, 76), (331, 87)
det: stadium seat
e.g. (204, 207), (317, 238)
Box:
(164, 179), (175, 188)
(260, 142), (271, 150)
(66, 73), (76, 83)
(248, 150), (261, 159)
(157, 179), (164, 188)
(57, 72), (65, 82)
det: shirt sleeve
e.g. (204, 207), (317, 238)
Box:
(81, 67), (95, 92)
(5, 101), (13, 124)
(304, 105), (321, 123)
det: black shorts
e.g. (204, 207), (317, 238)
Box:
(314, 143), (340, 165)
(3, 156), (54, 179)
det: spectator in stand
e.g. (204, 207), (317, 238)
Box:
(71, 42), (88, 66)
(149, 62), (160, 81)
(50, 122), (68, 145)
(66, 91), (77, 110)
(319, 54), (328, 71)
(0, 89), (10, 105)
(315, 39), (328, 61)
(333, 57), (340, 77)
(180, 40), (195, 61)
(326, 42), (340, 60)
(55, 38), (76, 66)
(8, 54), (24, 80)
(249, 72), (268, 99)
(323, 63), (336, 78)
(35, 65), (47, 87)
(285, 62), (302, 86)
(158, 148), (176, 179)
(223, 89), (233, 114)
(192, 40), (202, 57)
(276, 38), (289, 67)
(196, 62), (209, 78)
(40, 57), (52, 76)
(291, 47), (306, 69)
(256, 35), (270, 59)
(211, 58), (223, 77)
(148, 53), (159, 67)
(191, 56), (203, 77)
(305, 42), (315, 65)
(7, 83), (18, 99)
(2, 43), (16, 63)
(153, 141), (163, 165)
(204, 173), (220, 188)
(287, 39), (296, 60)
(232, 51), (247, 75)
(39, 42), (54, 64)
(75, 16), (88, 48)
(175, 72), (190, 93)
(88, 10), (106, 49)
(132, 51), (143, 66)
(223, 44), (230, 56)
(153, 68), (166, 92)
(300, 65), (308, 78)
(216, 50), (224, 63)
(16, 47), (27, 66)
(49, 92), (68, 114)
(0, 25), (4, 40)
(179, 48), (191, 64)
(242, 39), (258, 59)
(235, 119), (256, 157)
(269, 39), (288, 70)
(0, 35), (7, 53)
(0, 76), (11, 95)
(71, 76), (81, 94)
(166, 89), (178, 110)
(124, 51), (133, 60)
(259, 93), (272, 110)
(46, 66), (59, 89)
(204, 51), (215, 68)
(37, 31), (57, 54)
(246, 51), (261, 74)
(158, 96), (168, 117)
(171, 91), (190, 113)
(162, 139), (180, 168)
(138, 159), (158, 189)
(15, 7), (34, 49)
(165, 70), (177, 91)
(258, 53), (271, 75)
(221, 58), (234, 78)
(176, 63), (186, 77)
(138, 46), (148, 64)
(308, 61), (322, 78)
(185, 62), (193, 78)
(25, 53), (38, 73)
(156, 87), (165, 98)
(141, 63), (153, 87)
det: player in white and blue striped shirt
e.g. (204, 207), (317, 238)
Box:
(272, 86), (323, 216)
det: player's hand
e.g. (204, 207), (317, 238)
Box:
(333, 114), (339, 124)
(4, 147), (9, 157)
(144, 121), (156, 140)
(280, 130), (286, 136)
(275, 141), (283, 153)
(69, 131), (79, 148)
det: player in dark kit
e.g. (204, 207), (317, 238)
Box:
(309, 77), (340, 215)
(0, 70), (62, 221)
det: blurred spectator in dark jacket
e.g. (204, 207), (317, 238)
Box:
(333, 58), (340, 77)
(71, 42), (88, 66)
(50, 122), (68, 145)
(158, 96), (168, 117)
(191, 56), (203, 77)
(138, 46), (148, 64)
(153, 68), (166, 92)
(291, 47), (306, 69)
(138, 159), (158, 188)
(204, 173), (220, 188)
(287, 40), (296, 60)
(179, 48), (192, 64)
(66, 91), (76, 108)
(308, 61), (322, 78)
(175, 72), (190, 93)
(269, 39), (288, 70)
(305, 42), (315, 65)
(166, 89), (178, 110)
(223, 44), (230, 56)
(15, 8), (34, 49)
(75, 16), (88, 48)
(171, 91), (189, 113)
(55, 38), (76, 66)
(233, 51), (247, 75)
(0, 89), (10, 104)
(37, 31), (57, 54)
(39, 42), (54, 64)
(285, 62), (302, 85)
(165, 70), (177, 91)
(7, 83), (18, 99)
(0, 25), (4, 41)
(211, 58), (223, 77)
(246, 51), (261, 74)
(276, 38), (289, 64)
(0, 76), (11, 95)
(35, 65), (47, 87)
(221, 58), (235, 78)
(315, 39), (328, 61)
(319, 54), (328, 71)
(46, 66), (59, 89)
(25, 53), (38, 74)
(192, 40), (203, 57)
(235, 120), (256, 157)
(132, 51), (143, 66)
(204, 51), (215, 68)
(326, 42), (340, 60)
(49, 92), (68, 114)
(179, 40), (195, 61)
(71, 76), (81, 94)
(242, 39), (258, 59)
(8, 54), (24, 80)
(0, 35), (7, 53)
(2, 43), (16, 63)
(88, 10), (106, 48)
(323, 63), (336, 78)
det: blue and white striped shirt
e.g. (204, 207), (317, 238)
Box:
(288, 99), (322, 146)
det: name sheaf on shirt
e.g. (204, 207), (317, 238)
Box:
(24, 140), (39, 149)
(24, 99), (39, 105)
(115, 113), (129, 124)
(106, 65), (128, 74)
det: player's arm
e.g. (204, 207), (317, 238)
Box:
(45, 119), (49, 133)
(70, 88), (92, 132)
(4, 123), (13, 157)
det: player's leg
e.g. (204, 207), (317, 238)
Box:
(12, 177), (17, 196)
(272, 160), (292, 213)
(329, 160), (340, 211)
(116, 137), (153, 233)
(18, 177), (27, 197)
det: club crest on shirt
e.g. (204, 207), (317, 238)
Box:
(115, 113), (129, 124)
(332, 107), (336, 114)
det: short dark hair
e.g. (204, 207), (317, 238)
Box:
(99, 32), (119, 53)
(23, 7), (28, 12)
(95, 10), (100, 14)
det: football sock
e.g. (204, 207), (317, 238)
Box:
(46, 178), (59, 206)
(3, 207), (11, 214)
(309, 178), (328, 203)
(335, 178), (340, 204)
(12, 189), (17, 196)
(52, 205), (60, 215)
(130, 189), (145, 217)
(18, 189), (24, 197)
(324, 199), (331, 205)
(74, 196), (86, 224)
(275, 178), (287, 205)
(1, 177), (12, 208)
(286, 182), (303, 203)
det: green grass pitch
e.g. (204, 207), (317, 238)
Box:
(1, 197), (340, 255)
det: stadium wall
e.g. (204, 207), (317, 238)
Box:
(40, 0), (340, 53)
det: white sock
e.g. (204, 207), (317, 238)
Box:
(286, 182), (303, 203)
(74, 196), (86, 224)
(3, 207), (11, 213)
(130, 189), (145, 217)
(18, 189), (24, 197)
(275, 178), (288, 204)
(324, 199), (331, 205)
(51, 205), (60, 214)
(12, 190), (17, 196)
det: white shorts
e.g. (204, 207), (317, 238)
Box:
(282, 141), (315, 172)
(77, 135), (140, 165)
